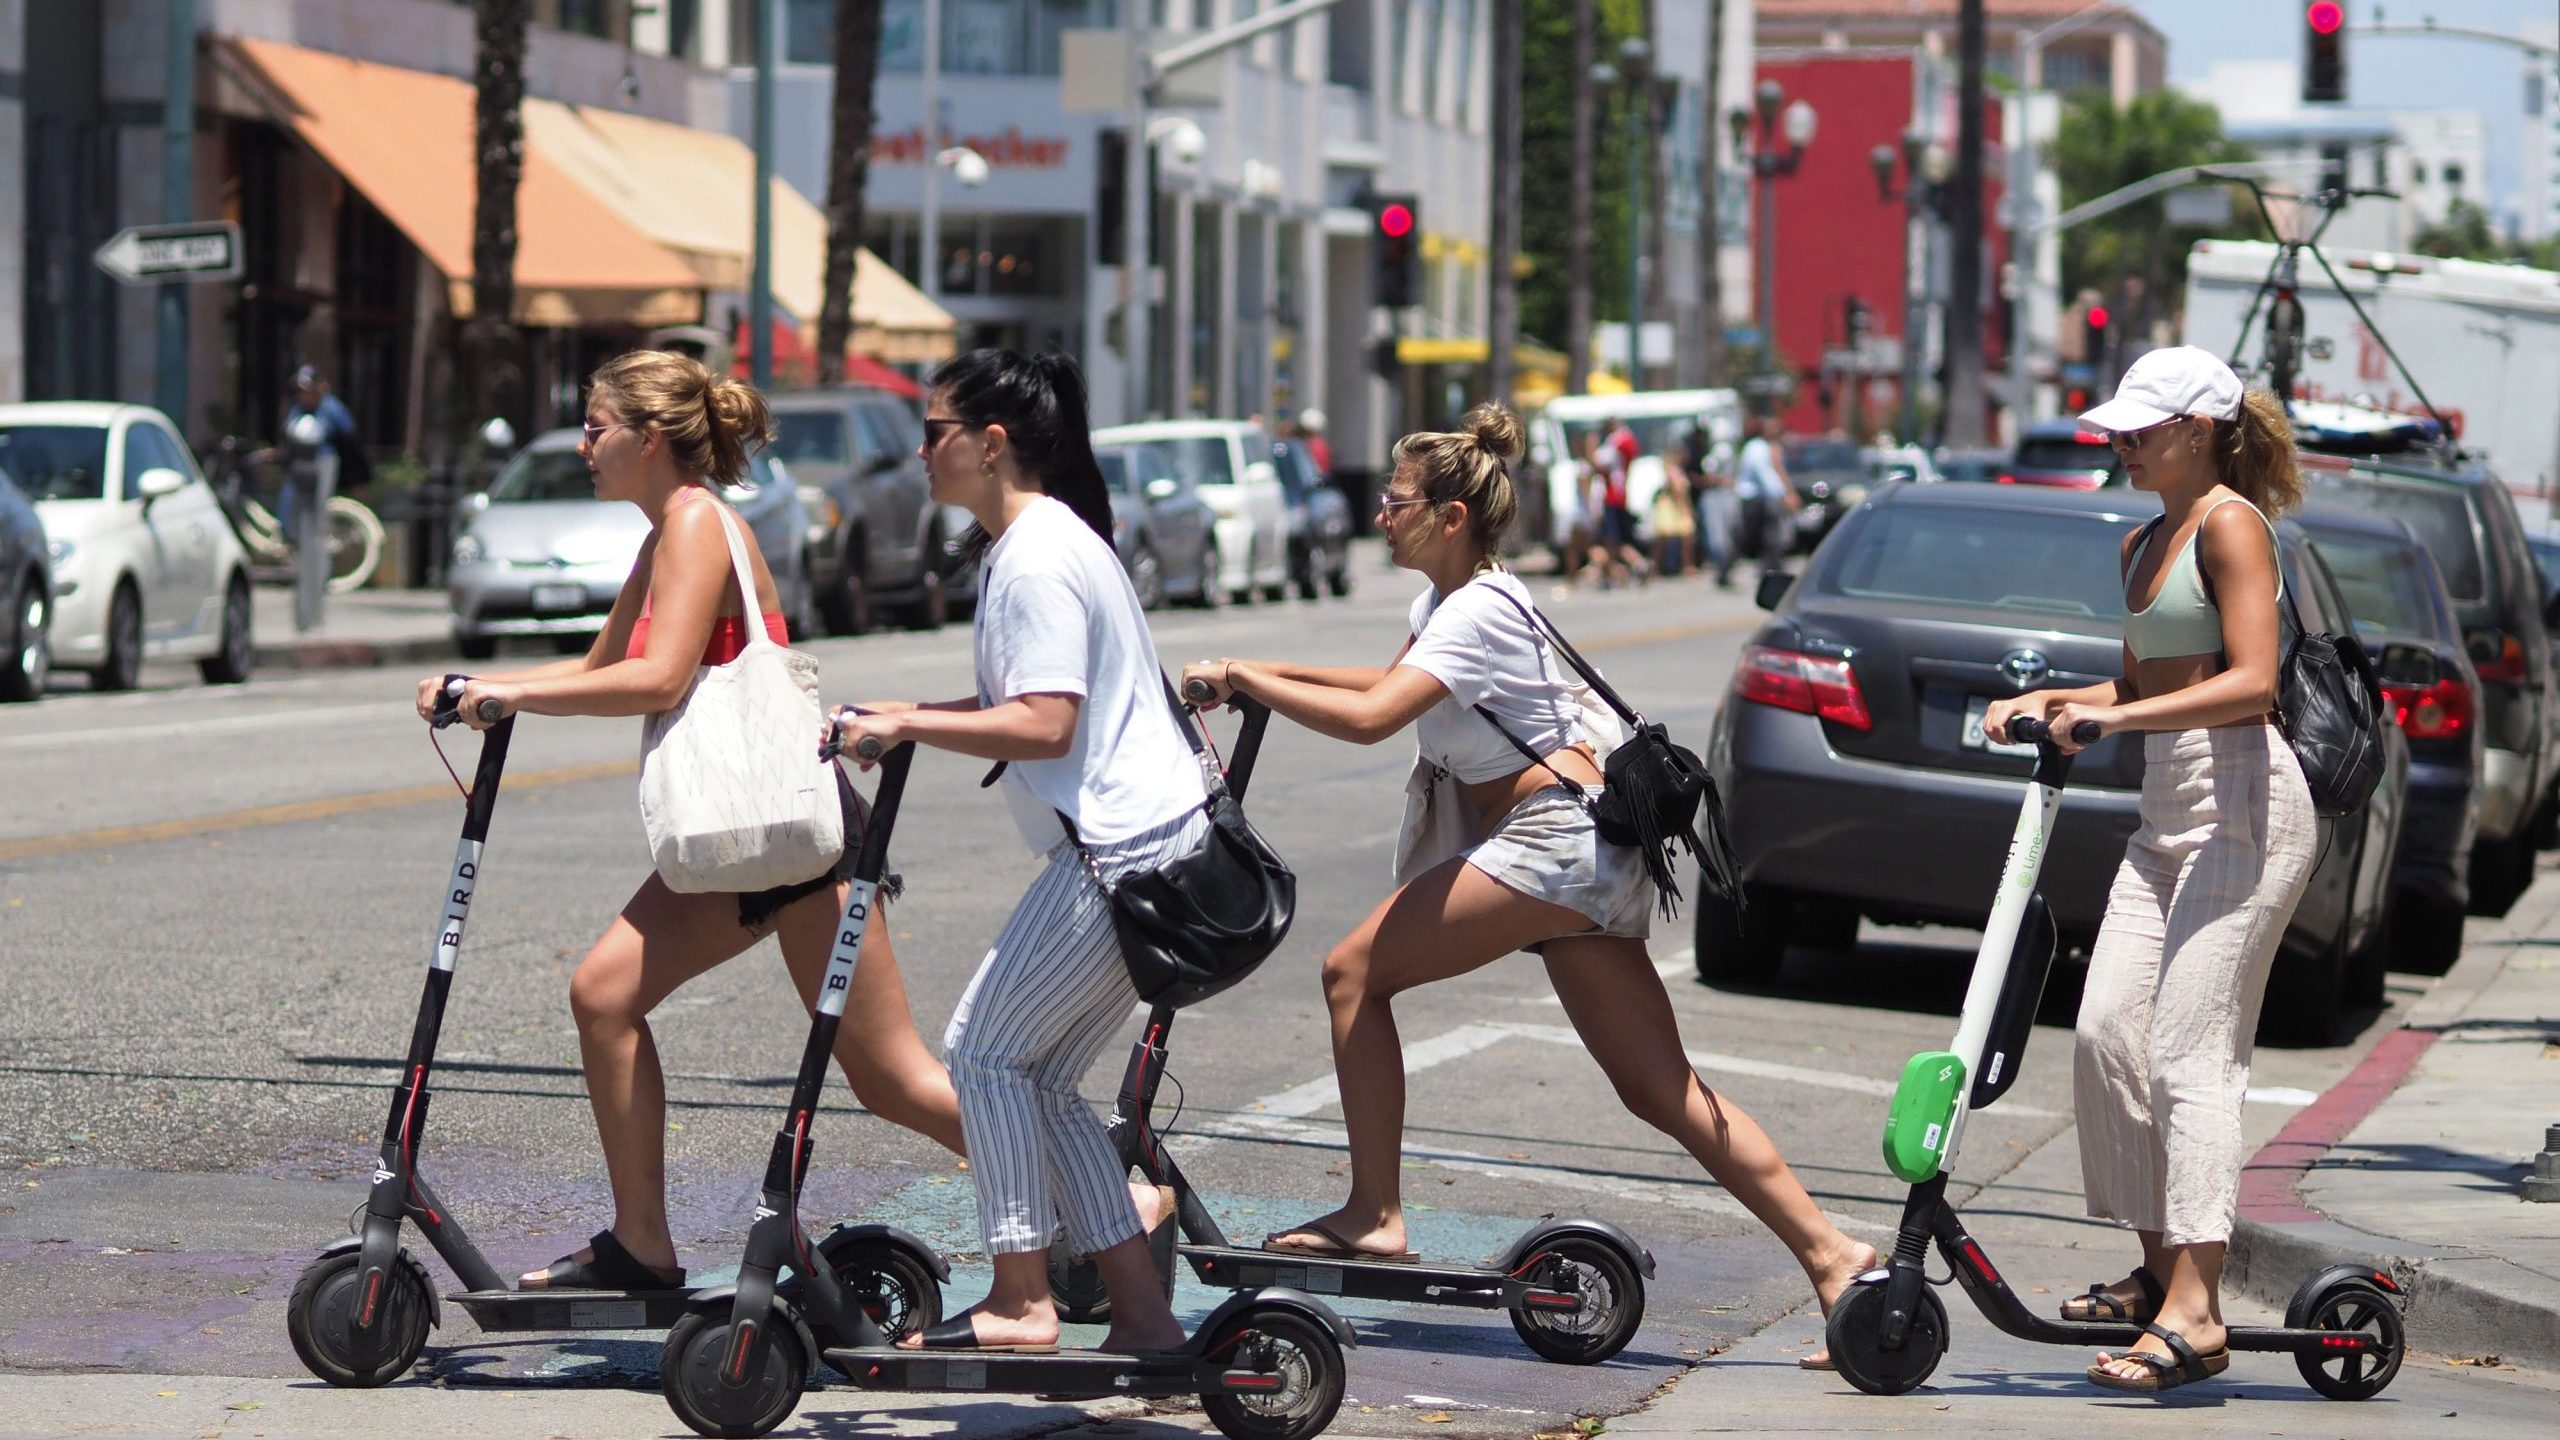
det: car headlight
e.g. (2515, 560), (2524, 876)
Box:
(45, 538), (74, 564)
(799, 485), (840, 533)
(451, 533), (485, 565)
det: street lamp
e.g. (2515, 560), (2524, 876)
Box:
(1589, 38), (1676, 387)
(1873, 130), (1950, 444)
(1732, 80), (1815, 402)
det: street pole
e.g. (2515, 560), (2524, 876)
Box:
(919, 0), (943, 309)
(1121, 0), (1152, 422)
(1566, 0), (1595, 394)
(1626, 94), (1645, 388)
(159, 0), (195, 430)
(1943, 0), (1987, 446)
(1756, 166), (1777, 393)
(1486, 0), (1521, 413)
(749, 0), (776, 388)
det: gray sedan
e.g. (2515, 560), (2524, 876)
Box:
(447, 429), (809, 659)
(1098, 441), (1218, 609)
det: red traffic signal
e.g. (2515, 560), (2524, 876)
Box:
(1378, 203), (1414, 239)
(2307, 1), (2343, 35)
(2304, 3), (2347, 101)
(2086, 304), (2111, 329)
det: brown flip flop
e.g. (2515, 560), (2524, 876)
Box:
(1261, 1219), (1420, 1264)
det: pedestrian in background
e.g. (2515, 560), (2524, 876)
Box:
(1983, 347), (2314, 1397)
(1650, 443), (1695, 578)
(1298, 407), (1334, 478)
(1594, 415), (1651, 584)
(1693, 424), (1742, 590)
(1732, 413), (1798, 580)
(279, 365), (361, 528)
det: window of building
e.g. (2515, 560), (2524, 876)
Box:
(1329, 0), (1373, 89)
(552, 0), (616, 41)
(843, 0), (1108, 74)
(2443, 162), (2465, 187)
(1450, 0), (1477, 125)
(1419, 0), (1445, 119)
(922, 213), (1075, 298)
(2041, 49), (2097, 92)
(2411, 161), (2428, 185)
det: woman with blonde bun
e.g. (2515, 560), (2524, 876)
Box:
(1181, 402), (1876, 1366)
(421, 350), (968, 1292)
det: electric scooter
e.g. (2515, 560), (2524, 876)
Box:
(1822, 714), (2407, 1400)
(1039, 684), (1655, 1364)
(284, 680), (946, 1387)
(659, 711), (1354, 1440)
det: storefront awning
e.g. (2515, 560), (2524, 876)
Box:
(221, 38), (703, 328)
(531, 103), (957, 365)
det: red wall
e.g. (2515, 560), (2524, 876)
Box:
(1753, 54), (2007, 440)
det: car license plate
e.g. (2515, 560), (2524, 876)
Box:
(530, 583), (584, 614)
(1963, 696), (2039, 756)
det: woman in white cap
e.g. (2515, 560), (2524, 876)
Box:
(1984, 346), (2313, 1396)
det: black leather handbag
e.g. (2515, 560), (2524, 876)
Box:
(1059, 680), (1296, 1009)
(2275, 586), (2388, 819)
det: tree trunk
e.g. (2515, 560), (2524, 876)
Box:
(1943, 0), (1988, 447)
(1486, 0), (1522, 413)
(1566, 0), (1594, 393)
(1694, 0), (1727, 386)
(465, 0), (529, 429)
(816, 0), (885, 386)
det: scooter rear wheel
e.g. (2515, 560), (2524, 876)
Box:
(2286, 1271), (2404, 1400)
(1508, 1233), (1646, 1364)
(1199, 1305), (1347, 1440)
(285, 1248), (432, 1388)
(1824, 1279), (1949, 1396)
(661, 1302), (810, 1439)
(812, 1232), (942, 1343)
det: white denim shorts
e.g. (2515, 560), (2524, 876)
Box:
(1464, 785), (1655, 943)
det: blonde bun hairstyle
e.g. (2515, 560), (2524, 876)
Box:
(586, 349), (774, 486)
(1392, 401), (1523, 552)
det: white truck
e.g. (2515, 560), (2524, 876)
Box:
(2183, 240), (2560, 505)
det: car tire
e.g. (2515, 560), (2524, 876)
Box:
(2466, 824), (2534, 918)
(1694, 882), (1789, 988)
(456, 634), (499, 662)
(1129, 543), (1165, 611)
(0, 570), (49, 702)
(1327, 547), (1354, 598)
(900, 566), (948, 631)
(197, 573), (255, 685)
(1292, 540), (1320, 601)
(92, 581), (142, 692)
(820, 546), (873, 637)
(2529, 786), (2560, 852)
(2390, 890), (2465, 977)
(2261, 923), (2348, 1048)
(2347, 887), (2391, 1009)
(1187, 546), (1223, 609)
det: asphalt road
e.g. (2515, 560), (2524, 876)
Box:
(2, 543), (2552, 1438)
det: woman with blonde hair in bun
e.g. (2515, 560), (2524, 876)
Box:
(423, 350), (971, 1292)
(1182, 402), (1875, 1363)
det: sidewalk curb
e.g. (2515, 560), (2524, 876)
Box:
(253, 634), (458, 671)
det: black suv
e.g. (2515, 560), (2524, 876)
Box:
(2299, 452), (2560, 914)
(767, 388), (948, 633)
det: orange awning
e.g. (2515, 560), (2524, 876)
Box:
(221, 38), (702, 328)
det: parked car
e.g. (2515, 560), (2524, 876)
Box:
(2298, 451), (2560, 915)
(1272, 437), (1354, 599)
(766, 387), (948, 633)
(1526, 390), (1745, 555)
(1932, 446), (2009, 485)
(447, 429), (809, 660)
(1700, 481), (2407, 1046)
(0, 402), (255, 690)
(1092, 420), (1289, 604)
(2293, 508), (2484, 977)
(1780, 436), (1870, 550)
(1096, 440), (1218, 610)
(2002, 419), (2122, 489)
(0, 463), (52, 700)
(2523, 530), (2560, 600)
(1863, 443), (1941, 486)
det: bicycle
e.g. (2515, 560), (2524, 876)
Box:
(204, 436), (387, 594)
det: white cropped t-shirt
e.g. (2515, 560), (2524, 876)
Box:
(1397, 571), (1582, 783)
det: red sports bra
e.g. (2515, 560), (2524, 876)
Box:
(629, 608), (788, 664)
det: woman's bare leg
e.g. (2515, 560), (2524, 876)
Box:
(2093, 1240), (2228, 1380)
(767, 883), (966, 1153)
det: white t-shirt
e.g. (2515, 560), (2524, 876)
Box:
(974, 496), (1203, 850)
(1397, 570), (1583, 783)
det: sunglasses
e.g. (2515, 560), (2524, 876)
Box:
(922, 417), (973, 448)
(581, 420), (633, 445)
(2107, 416), (2188, 451)
(1377, 493), (1433, 515)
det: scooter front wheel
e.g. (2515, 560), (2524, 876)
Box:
(662, 1303), (810, 1439)
(285, 1248), (432, 1387)
(1199, 1305), (1346, 1440)
(1509, 1234), (1646, 1364)
(1824, 1279), (1949, 1396)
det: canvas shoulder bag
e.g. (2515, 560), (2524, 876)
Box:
(637, 501), (845, 893)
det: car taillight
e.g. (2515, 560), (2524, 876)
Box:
(2467, 628), (2526, 685)
(1995, 471), (2018, 485)
(2382, 677), (2474, 739)
(1736, 644), (1873, 730)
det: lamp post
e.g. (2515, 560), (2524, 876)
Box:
(1873, 129), (1949, 444)
(1731, 80), (1815, 404)
(1588, 37), (1668, 387)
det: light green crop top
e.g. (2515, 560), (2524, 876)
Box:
(2122, 495), (2281, 661)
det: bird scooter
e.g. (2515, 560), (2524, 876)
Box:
(1822, 714), (2407, 1399)
(658, 710), (1353, 1440)
(1041, 679), (1657, 1365)
(284, 680), (945, 1387)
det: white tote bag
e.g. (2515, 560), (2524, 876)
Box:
(637, 502), (845, 893)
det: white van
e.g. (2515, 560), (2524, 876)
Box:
(1525, 389), (1745, 552)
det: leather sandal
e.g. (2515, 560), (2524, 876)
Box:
(520, 1229), (685, 1292)
(1261, 1219), (1419, 1264)
(2087, 1322), (2230, 1394)
(2059, 1265), (2165, 1323)
(910, 1313), (1059, 1354)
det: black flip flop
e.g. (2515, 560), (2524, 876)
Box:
(2060, 1264), (2165, 1323)
(523, 1229), (686, 1291)
(910, 1314), (1059, 1354)
(2087, 1322), (2230, 1394)
(1261, 1219), (1419, 1264)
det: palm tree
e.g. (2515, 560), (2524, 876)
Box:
(816, 0), (886, 385)
(466, 0), (529, 427)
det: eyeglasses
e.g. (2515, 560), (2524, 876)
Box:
(581, 420), (632, 445)
(2107, 417), (2186, 452)
(1377, 493), (1433, 516)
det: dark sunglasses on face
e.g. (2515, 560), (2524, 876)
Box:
(921, 417), (972, 448)
(2109, 416), (2187, 451)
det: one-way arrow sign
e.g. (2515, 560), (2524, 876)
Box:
(93, 222), (244, 286)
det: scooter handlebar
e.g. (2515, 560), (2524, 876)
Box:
(431, 675), (468, 729)
(1182, 676), (1218, 705)
(2004, 715), (2103, 747)
(852, 734), (887, 763)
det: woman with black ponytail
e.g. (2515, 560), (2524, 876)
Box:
(832, 351), (1200, 1355)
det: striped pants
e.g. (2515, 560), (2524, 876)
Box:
(2076, 724), (2316, 1246)
(944, 807), (1210, 1257)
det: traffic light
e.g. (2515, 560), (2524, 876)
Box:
(2084, 303), (2112, 369)
(2302, 2), (2347, 103)
(1370, 193), (1421, 309)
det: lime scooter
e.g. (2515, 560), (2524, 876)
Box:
(1823, 714), (2408, 1400)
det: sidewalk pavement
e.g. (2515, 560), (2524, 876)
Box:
(249, 583), (460, 672)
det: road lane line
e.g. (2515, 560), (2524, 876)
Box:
(0, 701), (386, 750)
(1243, 1022), (1521, 1119)
(0, 759), (636, 863)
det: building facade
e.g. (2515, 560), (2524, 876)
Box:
(2523, 19), (2559, 244)
(1757, 0), (2166, 110)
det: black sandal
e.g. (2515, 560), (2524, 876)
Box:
(2059, 1265), (2164, 1323)
(2087, 1322), (2230, 1394)
(521, 1229), (686, 1291)
(910, 1313), (1059, 1354)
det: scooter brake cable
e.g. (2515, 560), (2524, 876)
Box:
(427, 727), (473, 802)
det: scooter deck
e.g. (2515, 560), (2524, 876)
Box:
(450, 1287), (696, 1332)
(1183, 1243), (1566, 1310)
(824, 1345), (1236, 1400)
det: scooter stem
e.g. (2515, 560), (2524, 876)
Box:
(1940, 729), (2075, 1166)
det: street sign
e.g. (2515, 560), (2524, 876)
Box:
(93, 222), (243, 286)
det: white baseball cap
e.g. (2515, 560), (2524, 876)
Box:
(2078, 346), (2245, 434)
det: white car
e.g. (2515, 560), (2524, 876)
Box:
(1526, 389), (1745, 551)
(0, 402), (255, 690)
(1092, 420), (1289, 604)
